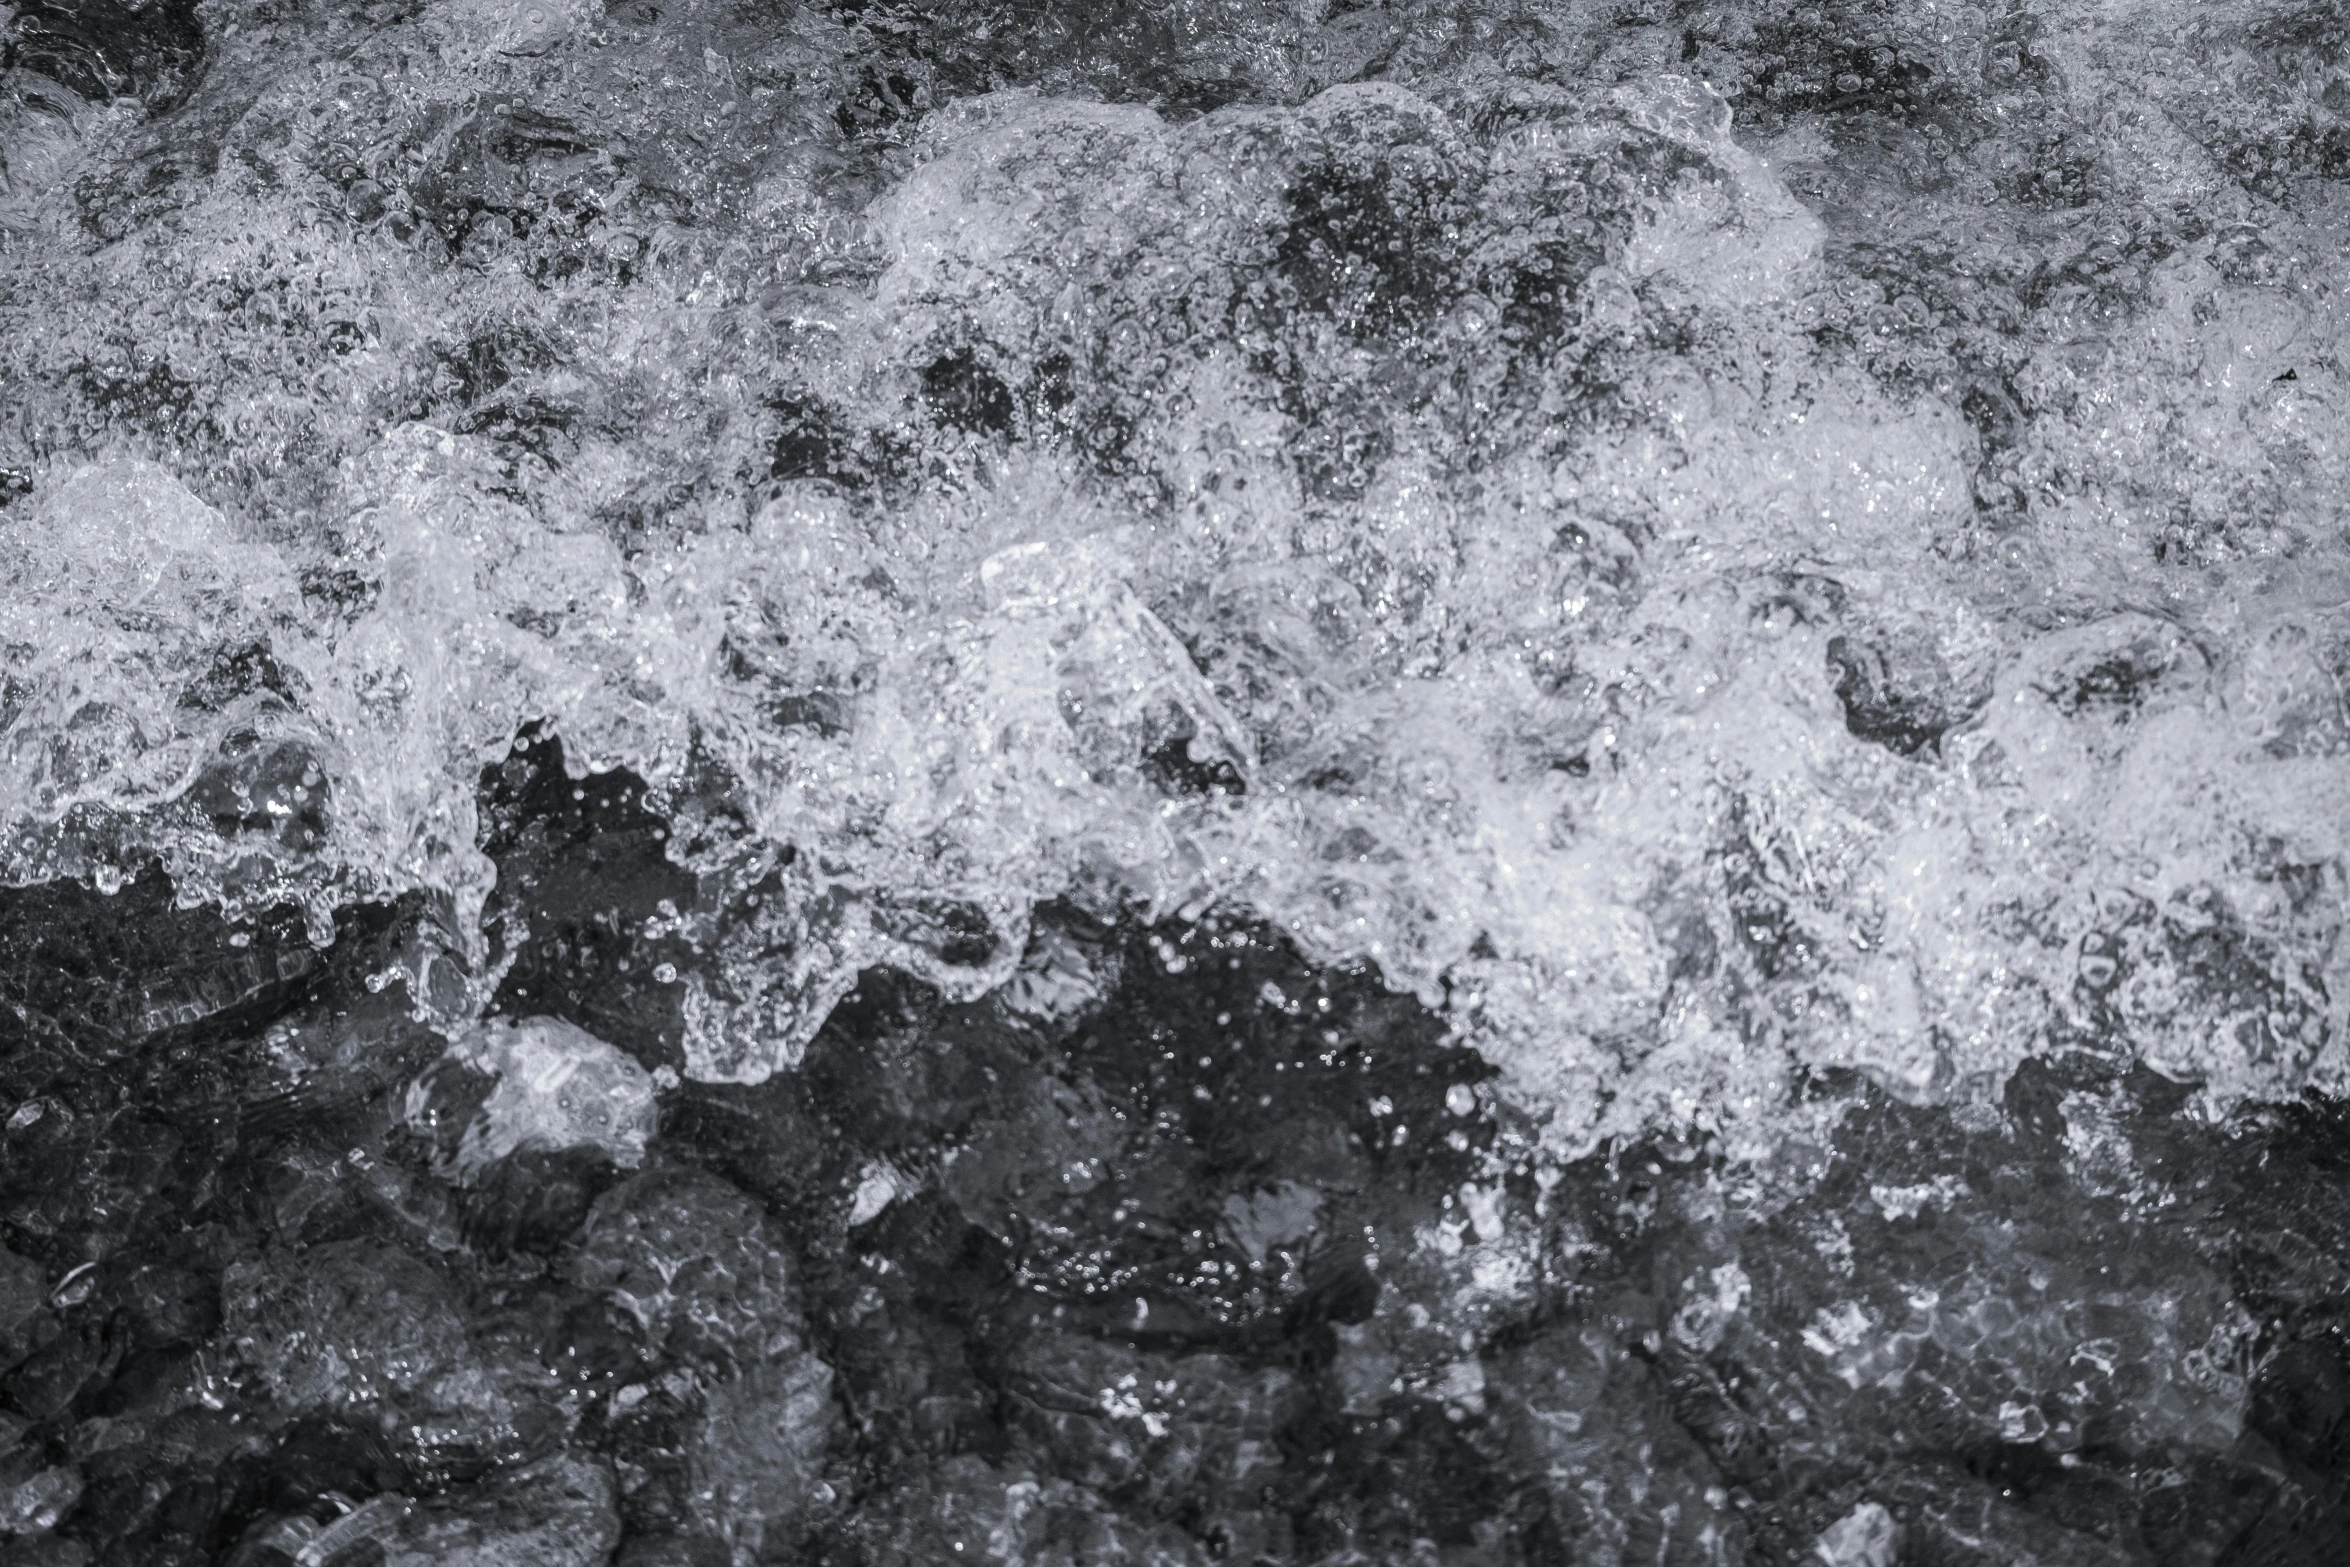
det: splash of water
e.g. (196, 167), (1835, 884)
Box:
(3, 1), (2346, 1157)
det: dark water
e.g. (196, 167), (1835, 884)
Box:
(2, 0), (2350, 1561)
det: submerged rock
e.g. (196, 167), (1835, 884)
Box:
(688, 1356), (837, 1564)
(222, 1240), (483, 1417)
(406, 1015), (657, 1185)
(0, 1255), (42, 1367)
(569, 1167), (807, 1372)
(382, 1454), (618, 1567)
(0, 1461), (80, 1538)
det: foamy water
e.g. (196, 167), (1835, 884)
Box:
(3, 0), (2346, 1156)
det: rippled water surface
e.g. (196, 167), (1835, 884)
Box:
(2, 0), (2350, 1562)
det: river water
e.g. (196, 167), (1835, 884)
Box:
(1, 1), (2348, 1562)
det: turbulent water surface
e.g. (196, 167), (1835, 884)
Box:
(1, 0), (2349, 1562)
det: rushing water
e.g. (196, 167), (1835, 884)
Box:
(2, 0), (2350, 1562)
(6, 0), (2346, 1154)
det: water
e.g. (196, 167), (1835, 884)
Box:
(3, 0), (2350, 1559)
(5, 3), (2346, 1155)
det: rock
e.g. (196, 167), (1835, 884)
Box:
(1485, 1327), (1743, 1564)
(842, 1456), (1209, 1567)
(999, 922), (1117, 1026)
(116, 1257), (221, 1351)
(0, 869), (319, 1057)
(406, 1015), (657, 1184)
(231, 1494), (409, 1567)
(566, 1172), (838, 1557)
(1000, 1334), (1301, 1521)
(569, 1169), (805, 1372)
(0, 1321), (105, 1423)
(2250, 1338), (2350, 1475)
(937, 1070), (1128, 1242)
(1814, 1502), (1895, 1567)
(0, 1255), (42, 1367)
(613, 1539), (727, 1567)
(382, 1455), (618, 1567)
(224, 1241), (478, 1416)
(218, 1238), (549, 1475)
(689, 1356), (837, 1564)
(478, 730), (698, 1073)
(1825, 630), (1981, 757)
(459, 1147), (614, 1259)
(253, 1415), (413, 1513)
(0, 1539), (90, 1567)
(0, 1462), (79, 1536)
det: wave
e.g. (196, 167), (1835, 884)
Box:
(3, 30), (2345, 1155)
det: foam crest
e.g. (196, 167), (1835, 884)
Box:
(1, 52), (2343, 1151)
